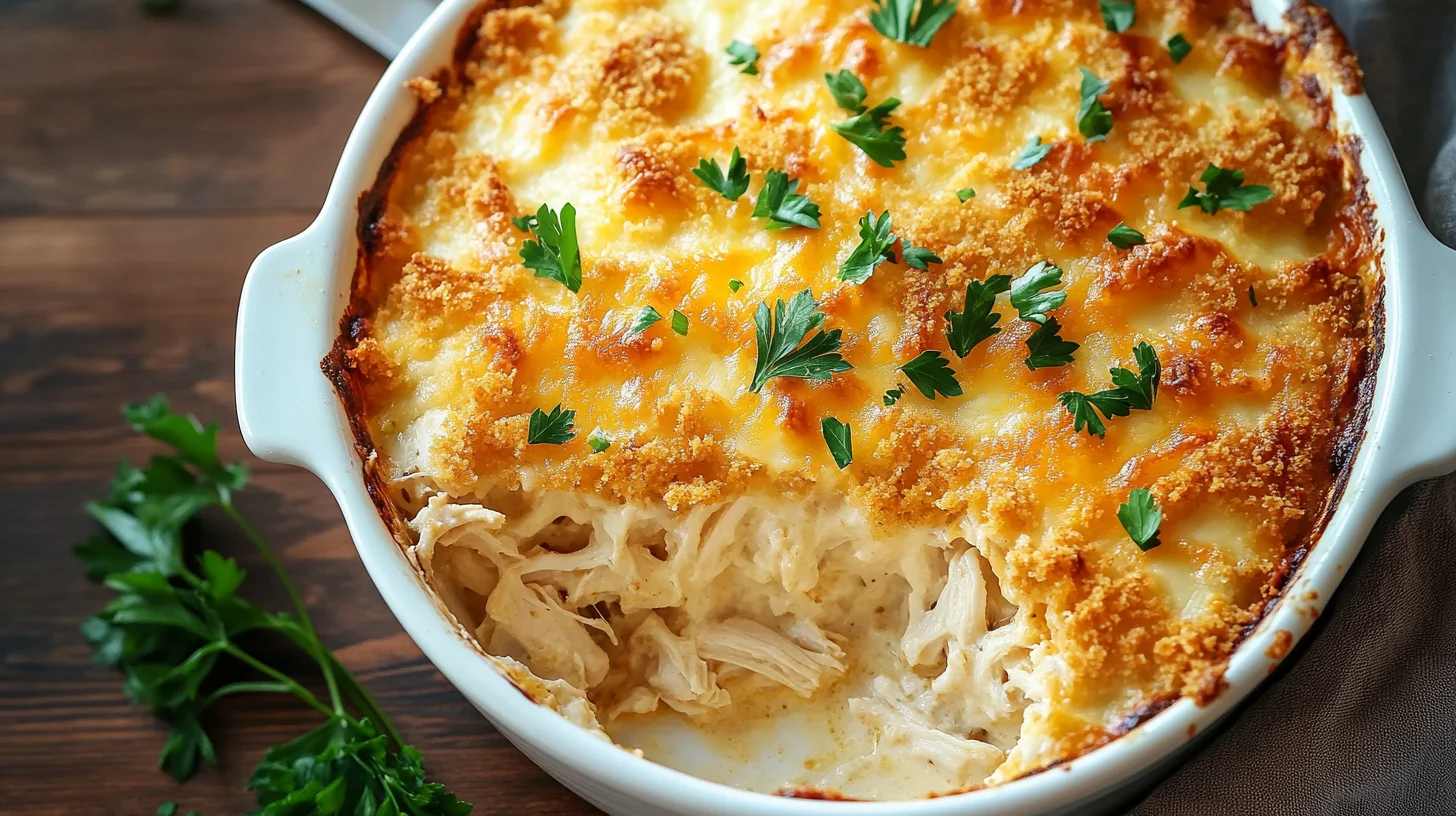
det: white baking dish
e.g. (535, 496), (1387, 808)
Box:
(235, 0), (1456, 812)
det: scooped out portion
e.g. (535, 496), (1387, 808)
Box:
(330, 0), (1379, 799)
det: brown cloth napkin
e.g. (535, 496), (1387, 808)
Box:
(1132, 1), (1456, 813)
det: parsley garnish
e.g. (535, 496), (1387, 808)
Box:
(825, 70), (869, 112)
(1077, 68), (1113, 142)
(1248, 285), (1258, 307)
(752, 170), (822, 230)
(527, 404), (576, 445)
(1100, 0), (1135, 33)
(899, 350), (963, 399)
(671, 309), (689, 335)
(1118, 487), (1163, 550)
(945, 274), (1011, 357)
(76, 398), (471, 814)
(1167, 33), (1192, 63)
(902, 241), (942, 269)
(956, 187), (976, 202)
(868, 0), (958, 47)
(1012, 136), (1052, 170)
(840, 211), (897, 284)
(1107, 222), (1146, 248)
(1178, 164), (1273, 214)
(630, 305), (662, 334)
(587, 428), (612, 453)
(883, 386), (905, 406)
(831, 98), (907, 168)
(1056, 341), (1160, 437)
(693, 147), (751, 201)
(821, 417), (854, 468)
(1010, 261), (1067, 324)
(726, 40), (760, 75)
(749, 290), (852, 392)
(1024, 317), (1079, 370)
(510, 214), (535, 232)
(519, 202), (582, 293)
(728, 278), (745, 293)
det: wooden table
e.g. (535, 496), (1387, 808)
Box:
(0, 2), (597, 812)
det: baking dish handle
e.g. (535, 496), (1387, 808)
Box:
(235, 228), (346, 471)
(1381, 229), (1456, 486)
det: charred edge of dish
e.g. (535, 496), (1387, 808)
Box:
(356, 73), (449, 262)
(1281, 0), (1363, 95)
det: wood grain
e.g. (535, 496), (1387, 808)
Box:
(0, 2), (599, 813)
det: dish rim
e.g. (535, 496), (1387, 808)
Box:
(236, 1), (1456, 812)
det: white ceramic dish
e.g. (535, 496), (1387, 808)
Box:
(235, 0), (1456, 812)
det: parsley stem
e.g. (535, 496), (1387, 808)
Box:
(219, 501), (344, 716)
(199, 680), (292, 708)
(221, 642), (338, 720)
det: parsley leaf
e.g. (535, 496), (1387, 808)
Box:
(728, 279), (745, 293)
(693, 147), (751, 201)
(587, 429), (612, 453)
(825, 70), (869, 112)
(1107, 222), (1146, 248)
(1012, 136), (1052, 170)
(883, 386), (905, 406)
(945, 274), (1011, 357)
(726, 40), (760, 75)
(831, 97), (907, 168)
(820, 417), (854, 468)
(1167, 33), (1192, 63)
(1117, 487), (1162, 550)
(899, 350), (963, 399)
(630, 305), (662, 334)
(1010, 261), (1067, 324)
(840, 211), (897, 284)
(1056, 341), (1161, 436)
(1100, 0), (1135, 33)
(752, 170), (822, 230)
(519, 202), (582, 292)
(527, 404), (576, 445)
(902, 241), (942, 269)
(1248, 285), (1258, 307)
(1178, 164), (1273, 214)
(956, 187), (976, 202)
(749, 290), (852, 392)
(1076, 68), (1113, 142)
(510, 214), (536, 233)
(1024, 317), (1079, 370)
(671, 309), (689, 336)
(868, 0), (958, 47)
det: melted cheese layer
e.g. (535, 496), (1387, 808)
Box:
(337, 0), (1377, 798)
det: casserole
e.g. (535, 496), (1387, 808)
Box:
(236, 0), (1456, 812)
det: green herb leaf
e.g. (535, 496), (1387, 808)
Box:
(752, 170), (822, 230)
(883, 386), (905, 406)
(956, 187), (976, 202)
(527, 405), (576, 445)
(749, 290), (852, 392)
(1178, 164), (1273, 214)
(945, 274), (1011, 357)
(1099, 0), (1135, 33)
(1117, 487), (1162, 550)
(868, 0), (958, 47)
(839, 211), (897, 284)
(1167, 33), (1192, 63)
(510, 214), (536, 233)
(630, 305), (662, 334)
(1010, 261), (1067, 324)
(728, 279), (745, 293)
(1057, 391), (1107, 438)
(671, 310), (689, 336)
(899, 350), (963, 399)
(820, 417), (854, 468)
(726, 40), (760, 75)
(1107, 222), (1146, 248)
(901, 242), (942, 269)
(831, 98), (907, 168)
(587, 429), (612, 453)
(519, 202), (583, 292)
(692, 147), (751, 201)
(825, 70), (869, 112)
(1012, 136), (1052, 170)
(1076, 68), (1114, 142)
(1024, 317), (1079, 370)
(1248, 285), (1258, 307)
(1056, 341), (1160, 436)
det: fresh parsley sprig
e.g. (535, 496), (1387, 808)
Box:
(527, 404), (577, 445)
(749, 290), (852, 391)
(899, 350), (963, 399)
(694, 147), (751, 201)
(883, 385), (906, 406)
(1178, 164), (1273, 214)
(1118, 487), (1163, 550)
(825, 70), (869, 112)
(830, 97), (907, 168)
(1013, 136), (1052, 170)
(520, 202), (582, 292)
(1024, 317), (1079, 370)
(1056, 342), (1161, 437)
(820, 417), (854, 468)
(840, 211), (897, 284)
(868, 0), (958, 47)
(726, 40), (760, 75)
(1107, 222), (1146, 248)
(752, 170), (822, 230)
(1099, 0), (1135, 33)
(945, 274), (1011, 357)
(630, 305), (663, 334)
(1010, 261), (1067, 324)
(77, 397), (471, 815)
(1076, 68), (1113, 142)
(1167, 33), (1192, 63)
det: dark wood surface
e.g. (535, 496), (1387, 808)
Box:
(0, 2), (599, 813)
